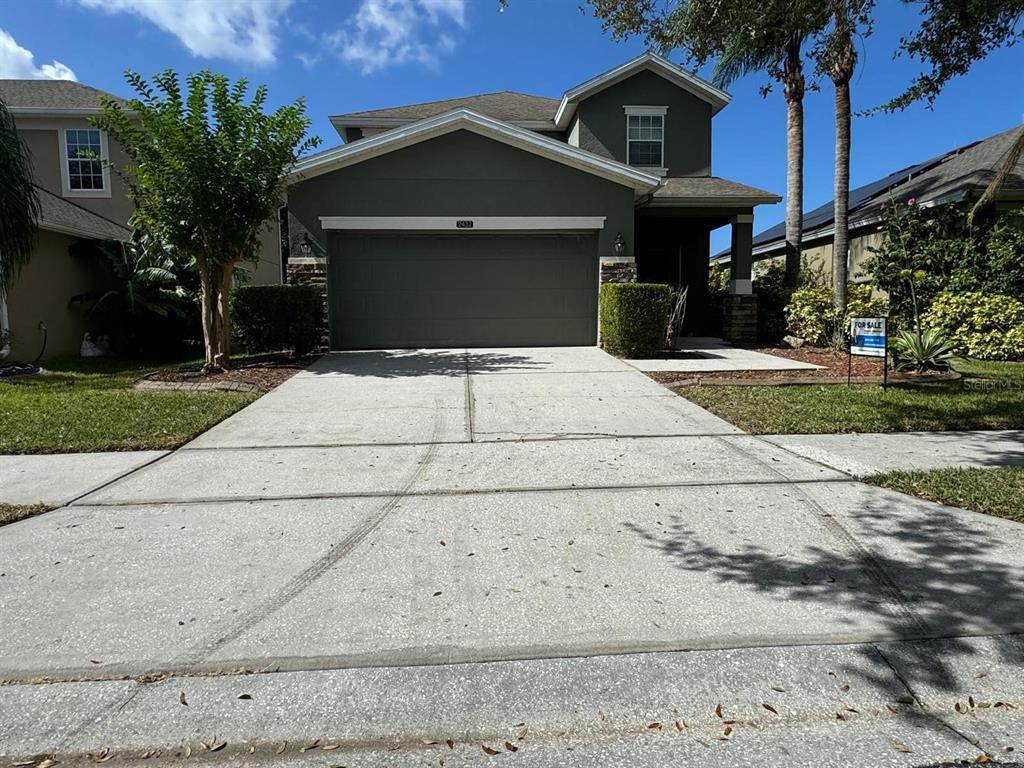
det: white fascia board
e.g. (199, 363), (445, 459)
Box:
(320, 216), (607, 231)
(554, 51), (731, 128)
(290, 108), (660, 194)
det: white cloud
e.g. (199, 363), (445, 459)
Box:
(329, 0), (467, 74)
(76, 0), (294, 65)
(0, 29), (77, 80)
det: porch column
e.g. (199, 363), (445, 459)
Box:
(599, 256), (637, 284)
(723, 213), (757, 344)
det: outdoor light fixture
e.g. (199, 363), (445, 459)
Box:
(613, 232), (626, 255)
(299, 234), (314, 257)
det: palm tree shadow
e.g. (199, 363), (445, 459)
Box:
(623, 482), (1024, 700)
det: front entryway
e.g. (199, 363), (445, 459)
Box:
(326, 233), (598, 349)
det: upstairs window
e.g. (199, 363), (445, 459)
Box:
(62, 128), (108, 195)
(625, 106), (667, 170)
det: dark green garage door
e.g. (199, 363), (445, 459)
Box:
(328, 233), (599, 349)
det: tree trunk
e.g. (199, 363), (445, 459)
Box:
(783, 39), (806, 289)
(832, 75), (852, 315)
(199, 264), (232, 372)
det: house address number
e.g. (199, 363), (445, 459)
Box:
(456, 220), (474, 229)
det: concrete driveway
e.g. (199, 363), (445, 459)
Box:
(3, 347), (1024, 763)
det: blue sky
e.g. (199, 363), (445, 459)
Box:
(2, 0), (1021, 253)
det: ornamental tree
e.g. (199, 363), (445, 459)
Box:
(94, 70), (319, 370)
(0, 96), (39, 299)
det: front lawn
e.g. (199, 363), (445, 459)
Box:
(0, 357), (256, 454)
(867, 468), (1024, 523)
(677, 358), (1024, 434)
(0, 504), (50, 528)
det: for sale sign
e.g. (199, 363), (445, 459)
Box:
(850, 317), (887, 358)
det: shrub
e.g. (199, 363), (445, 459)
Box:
(923, 291), (1024, 360)
(785, 284), (888, 347)
(232, 284), (322, 355)
(753, 262), (792, 343)
(599, 282), (672, 358)
(891, 327), (956, 371)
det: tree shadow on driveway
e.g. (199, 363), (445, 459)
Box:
(304, 349), (552, 378)
(623, 481), (1024, 699)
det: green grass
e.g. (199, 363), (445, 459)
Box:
(0, 504), (50, 527)
(677, 358), (1024, 434)
(867, 468), (1024, 523)
(0, 357), (256, 454)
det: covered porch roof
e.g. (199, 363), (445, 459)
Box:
(641, 176), (780, 209)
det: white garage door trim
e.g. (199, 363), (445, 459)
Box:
(319, 216), (606, 231)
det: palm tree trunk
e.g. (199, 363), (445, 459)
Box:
(783, 39), (806, 289)
(832, 76), (851, 313)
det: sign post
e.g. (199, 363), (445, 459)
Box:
(849, 317), (888, 391)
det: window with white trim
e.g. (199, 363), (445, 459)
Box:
(625, 106), (666, 169)
(64, 129), (105, 192)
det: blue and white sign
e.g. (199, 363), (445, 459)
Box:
(850, 317), (887, 358)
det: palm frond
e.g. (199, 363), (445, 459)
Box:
(0, 97), (40, 293)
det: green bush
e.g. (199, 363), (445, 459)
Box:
(599, 282), (672, 358)
(923, 291), (1024, 360)
(753, 262), (792, 343)
(232, 284), (322, 355)
(785, 284), (888, 347)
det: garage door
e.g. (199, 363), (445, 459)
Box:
(327, 233), (599, 349)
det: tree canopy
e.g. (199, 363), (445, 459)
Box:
(0, 97), (39, 297)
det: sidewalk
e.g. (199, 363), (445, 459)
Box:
(763, 430), (1024, 477)
(0, 451), (167, 506)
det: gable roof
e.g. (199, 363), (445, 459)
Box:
(36, 187), (131, 241)
(649, 176), (781, 207)
(0, 80), (127, 115)
(291, 108), (662, 194)
(554, 51), (731, 129)
(719, 125), (1024, 261)
(332, 91), (560, 131)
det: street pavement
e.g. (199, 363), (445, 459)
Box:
(1, 347), (1022, 766)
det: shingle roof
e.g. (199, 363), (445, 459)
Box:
(652, 176), (780, 204)
(745, 125), (1024, 256)
(332, 91), (560, 125)
(36, 187), (131, 241)
(0, 80), (127, 111)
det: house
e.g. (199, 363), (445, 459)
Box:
(0, 79), (281, 360)
(282, 52), (780, 349)
(713, 125), (1024, 282)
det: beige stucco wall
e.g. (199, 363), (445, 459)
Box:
(16, 116), (135, 226)
(6, 230), (112, 360)
(237, 214), (283, 286)
(754, 229), (885, 285)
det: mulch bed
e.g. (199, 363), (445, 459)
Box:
(139, 354), (316, 394)
(648, 346), (959, 387)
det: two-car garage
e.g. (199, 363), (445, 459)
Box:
(326, 229), (599, 349)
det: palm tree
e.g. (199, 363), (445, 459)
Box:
(0, 96), (39, 301)
(969, 125), (1024, 225)
(817, 0), (874, 314)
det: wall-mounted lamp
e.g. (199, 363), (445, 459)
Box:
(613, 232), (626, 256)
(299, 234), (314, 257)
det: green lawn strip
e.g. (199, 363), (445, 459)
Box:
(866, 468), (1024, 523)
(952, 357), (1024, 382)
(0, 504), (51, 528)
(0, 356), (256, 454)
(678, 382), (1024, 435)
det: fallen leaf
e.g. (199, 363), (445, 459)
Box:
(839, 684), (850, 693)
(977, 755), (990, 763)
(275, 742), (286, 755)
(209, 741), (226, 753)
(422, 740), (439, 746)
(432, 591), (442, 597)
(238, 694), (252, 700)
(715, 703), (723, 718)
(446, 739), (454, 750)
(179, 691), (188, 706)
(140, 750), (156, 760)
(956, 702), (966, 713)
(482, 745), (500, 756)
(771, 686), (786, 693)
(675, 719), (687, 731)
(37, 761), (60, 768)
(87, 749), (110, 763)
(13, 761), (35, 767)
(440, 540), (446, 546)
(184, 745), (192, 758)
(248, 745), (256, 754)
(896, 694), (915, 704)
(763, 703), (778, 714)
(322, 744), (340, 751)
(505, 742), (518, 752)
(724, 726), (733, 737)
(647, 722), (662, 730)
(970, 696), (977, 708)
(300, 740), (321, 753)
(894, 741), (912, 753)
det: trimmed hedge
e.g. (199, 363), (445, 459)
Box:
(599, 282), (672, 358)
(923, 291), (1024, 360)
(232, 285), (322, 355)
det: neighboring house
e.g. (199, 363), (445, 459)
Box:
(283, 52), (780, 349)
(713, 125), (1024, 283)
(0, 79), (281, 360)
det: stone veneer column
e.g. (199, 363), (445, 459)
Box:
(600, 256), (637, 284)
(723, 213), (757, 344)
